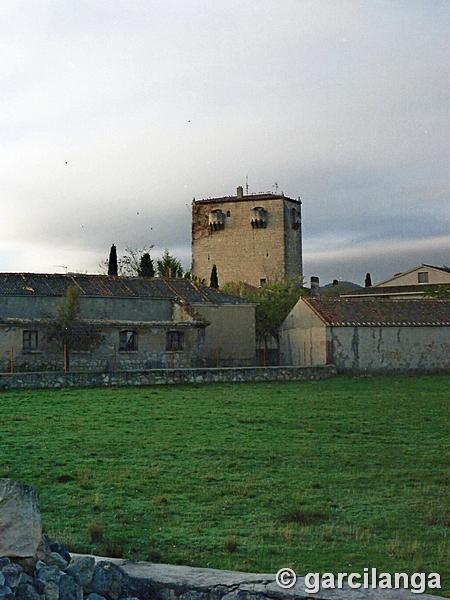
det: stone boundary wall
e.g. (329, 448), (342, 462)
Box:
(0, 365), (336, 391)
(73, 554), (445, 600)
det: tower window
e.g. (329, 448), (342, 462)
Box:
(291, 207), (301, 229)
(251, 207), (267, 229)
(208, 209), (225, 231)
(226, 210), (231, 217)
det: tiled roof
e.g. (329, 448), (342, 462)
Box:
(194, 193), (299, 205)
(341, 284), (448, 297)
(305, 298), (450, 326)
(0, 273), (251, 305)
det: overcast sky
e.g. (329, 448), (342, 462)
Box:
(1, 0), (449, 285)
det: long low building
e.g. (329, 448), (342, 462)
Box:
(0, 273), (255, 372)
(280, 297), (450, 372)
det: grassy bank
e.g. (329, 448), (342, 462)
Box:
(1, 375), (448, 593)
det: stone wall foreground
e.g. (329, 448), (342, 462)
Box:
(72, 554), (446, 600)
(0, 365), (335, 391)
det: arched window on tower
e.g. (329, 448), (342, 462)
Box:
(208, 209), (225, 231)
(251, 207), (267, 229)
(291, 207), (301, 230)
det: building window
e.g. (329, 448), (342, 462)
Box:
(119, 330), (138, 351)
(251, 206), (267, 229)
(166, 330), (184, 351)
(226, 210), (231, 217)
(418, 272), (429, 283)
(260, 278), (266, 286)
(23, 330), (38, 352)
(208, 209), (225, 231)
(291, 207), (301, 229)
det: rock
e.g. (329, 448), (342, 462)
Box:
(49, 541), (71, 565)
(16, 582), (42, 599)
(89, 562), (123, 600)
(67, 555), (95, 587)
(0, 479), (42, 558)
(46, 551), (68, 570)
(36, 565), (62, 584)
(59, 573), (82, 600)
(0, 576), (3, 587)
(1, 562), (22, 590)
(19, 572), (35, 586)
(43, 580), (59, 600)
(0, 586), (14, 600)
(16, 535), (55, 573)
(86, 594), (107, 600)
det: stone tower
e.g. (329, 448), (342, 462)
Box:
(192, 186), (303, 287)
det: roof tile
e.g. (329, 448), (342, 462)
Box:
(0, 273), (251, 305)
(305, 298), (450, 326)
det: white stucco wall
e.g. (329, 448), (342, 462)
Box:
(279, 300), (327, 366)
(328, 326), (450, 371)
(191, 304), (256, 365)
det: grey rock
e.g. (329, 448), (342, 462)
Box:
(0, 575), (3, 587)
(89, 562), (123, 600)
(46, 551), (68, 571)
(43, 580), (60, 600)
(58, 574), (82, 600)
(36, 565), (62, 584)
(86, 595), (107, 600)
(0, 586), (14, 600)
(1, 562), (23, 590)
(0, 479), (42, 558)
(67, 555), (95, 587)
(16, 582), (42, 599)
(49, 542), (71, 566)
(19, 572), (35, 586)
(0, 559), (11, 570)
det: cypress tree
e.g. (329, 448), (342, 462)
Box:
(108, 244), (118, 276)
(210, 264), (219, 289)
(138, 253), (155, 277)
(365, 272), (372, 288)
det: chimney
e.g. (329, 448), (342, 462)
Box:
(236, 185), (244, 199)
(310, 276), (320, 296)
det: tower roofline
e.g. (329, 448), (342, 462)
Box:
(193, 192), (301, 206)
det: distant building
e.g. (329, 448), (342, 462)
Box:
(192, 186), (303, 287)
(279, 297), (450, 372)
(0, 273), (255, 372)
(341, 264), (450, 299)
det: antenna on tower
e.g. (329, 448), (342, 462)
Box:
(273, 182), (279, 193)
(245, 175), (249, 195)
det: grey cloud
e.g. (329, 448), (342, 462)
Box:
(0, 1), (448, 280)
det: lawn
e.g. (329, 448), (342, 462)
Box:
(1, 375), (449, 594)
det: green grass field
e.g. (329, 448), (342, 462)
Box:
(1, 376), (449, 593)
